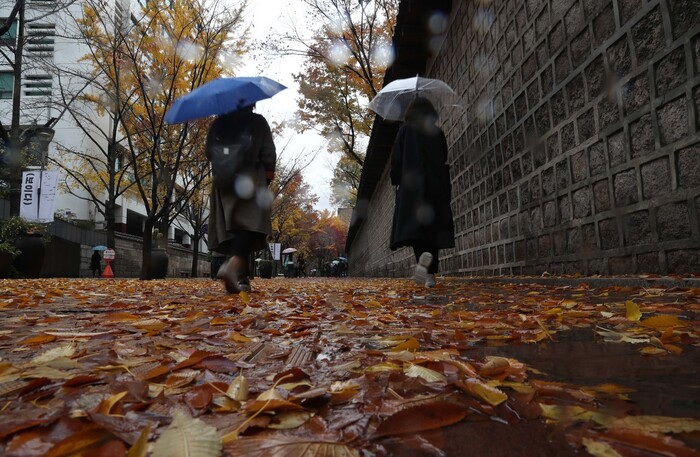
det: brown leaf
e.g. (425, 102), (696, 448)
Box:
(225, 435), (359, 457)
(45, 426), (113, 457)
(373, 401), (468, 438)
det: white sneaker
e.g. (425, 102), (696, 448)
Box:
(425, 274), (436, 288)
(414, 252), (433, 285)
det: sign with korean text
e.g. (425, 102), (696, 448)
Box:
(19, 170), (60, 223)
(103, 249), (116, 260)
(269, 243), (281, 261)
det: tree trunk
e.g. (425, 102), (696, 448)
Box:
(8, 1), (25, 216)
(190, 232), (200, 278)
(140, 219), (154, 279)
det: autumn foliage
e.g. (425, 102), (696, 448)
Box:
(0, 277), (698, 456)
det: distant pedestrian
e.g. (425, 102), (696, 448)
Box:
(389, 97), (455, 288)
(90, 250), (102, 277)
(297, 254), (307, 277)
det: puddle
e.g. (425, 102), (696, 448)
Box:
(465, 328), (700, 419)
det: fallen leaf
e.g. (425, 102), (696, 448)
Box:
(625, 301), (641, 322)
(151, 410), (221, 457)
(609, 415), (700, 433)
(456, 379), (508, 406)
(404, 363), (447, 383)
(225, 435), (359, 457)
(373, 401), (468, 438)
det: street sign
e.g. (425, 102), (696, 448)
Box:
(103, 249), (116, 260)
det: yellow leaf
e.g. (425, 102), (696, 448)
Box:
(457, 379), (508, 406)
(364, 362), (401, 373)
(404, 363), (446, 383)
(32, 343), (76, 364)
(392, 337), (419, 352)
(128, 425), (151, 457)
(268, 411), (313, 429)
(151, 410), (221, 457)
(230, 332), (252, 343)
(639, 315), (686, 329)
(625, 301), (641, 321)
(239, 291), (250, 303)
(97, 391), (128, 415)
(610, 415), (700, 433)
(581, 438), (624, 457)
(226, 373), (249, 401)
(210, 317), (229, 325)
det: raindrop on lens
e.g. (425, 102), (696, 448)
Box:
(473, 8), (494, 35)
(428, 13), (448, 34)
(176, 39), (204, 62)
(372, 44), (395, 68)
(234, 175), (255, 199)
(255, 187), (273, 209)
(328, 41), (352, 66)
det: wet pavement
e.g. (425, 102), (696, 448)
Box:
(0, 276), (698, 456)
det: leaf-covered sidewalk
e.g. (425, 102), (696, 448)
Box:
(0, 277), (698, 456)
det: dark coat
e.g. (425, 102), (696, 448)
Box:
(206, 110), (276, 254)
(390, 122), (455, 250)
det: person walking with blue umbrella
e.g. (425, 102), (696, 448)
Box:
(206, 104), (276, 293)
(165, 76), (286, 293)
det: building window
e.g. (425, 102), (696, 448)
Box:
(26, 23), (55, 58)
(0, 71), (13, 99)
(0, 18), (17, 46)
(23, 74), (52, 97)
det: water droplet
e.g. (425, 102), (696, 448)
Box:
(416, 203), (435, 225)
(371, 43), (395, 69)
(473, 8), (494, 35)
(255, 186), (273, 209)
(234, 175), (254, 199)
(428, 13), (448, 35)
(328, 41), (352, 66)
(176, 39), (204, 62)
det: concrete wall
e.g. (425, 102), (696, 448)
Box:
(350, 0), (700, 276)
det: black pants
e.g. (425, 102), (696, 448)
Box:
(411, 241), (438, 274)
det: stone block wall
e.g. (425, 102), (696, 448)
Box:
(350, 0), (700, 276)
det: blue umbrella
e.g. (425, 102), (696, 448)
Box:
(93, 245), (107, 251)
(164, 76), (287, 124)
(338, 257), (348, 261)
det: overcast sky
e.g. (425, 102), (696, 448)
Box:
(237, 0), (339, 212)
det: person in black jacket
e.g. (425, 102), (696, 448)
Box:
(390, 97), (455, 288)
(90, 250), (102, 277)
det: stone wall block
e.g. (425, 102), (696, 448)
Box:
(624, 210), (653, 245)
(630, 113), (654, 158)
(577, 108), (596, 141)
(593, 3), (616, 46)
(560, 194), (573, 222)
(657, 202), (691, 240)
(586, 55), (606, 100)
(655, 46), (687, 96)
(656, 96), (689, 146)
(677, 144), (700, 189)
(589, 141), (607, 176)
(599, 217), (620, 249)
(614, 168), (639, 206)
(572, 28), (592, 68)
(623, 73), (650, 115)
(565, 1), (587, 39)
(556, 158), (571, 191)
(630, 7), (665, 65)
(607, 35), (633, 78)
(567, 74), (586, 112)
(572, 149), (589, 182)
(617, 0), (643, 26)
(667, 0), (700, 40)
(555, 51), (573, 84)
(641, 157), (671, 198)
(573, 186), (593, 218)
(608, 130), (627, 167)
(593, 179), (611, 211)
(583, 0), (610, 18)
